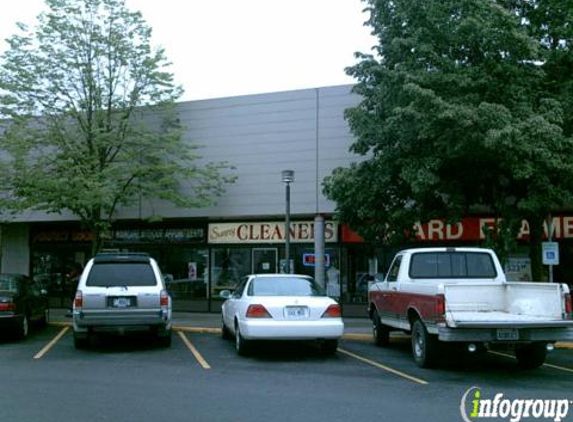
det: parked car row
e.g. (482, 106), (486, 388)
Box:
(2, 253), (345, 358)
(69, 252), (345, 355)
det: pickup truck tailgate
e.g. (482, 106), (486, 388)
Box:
(442, 282), (573, 328)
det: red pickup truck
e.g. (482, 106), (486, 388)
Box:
(368, 247), (573, 368)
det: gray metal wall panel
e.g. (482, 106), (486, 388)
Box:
(8, 85), (361, 222)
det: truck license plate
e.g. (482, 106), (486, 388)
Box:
(496, 328), (519, 341)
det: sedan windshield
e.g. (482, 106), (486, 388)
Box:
(0, 276), (18, 293)
(248, 277), (326, 297)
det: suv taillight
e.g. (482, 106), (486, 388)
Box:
(160, 290), (169, 308)
(74, 291), (83, 310)
(321, 304), (341, 318)
(246, 304), (271, 318)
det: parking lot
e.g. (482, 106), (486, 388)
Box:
(1, 315), (571, 422)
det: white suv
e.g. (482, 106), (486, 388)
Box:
(72, 253), (172, 348)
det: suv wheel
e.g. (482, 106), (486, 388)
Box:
(158, 329), (172, 348)
(73, 331), (90, 349)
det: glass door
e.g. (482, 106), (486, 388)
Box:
(252, 248), (278, 274)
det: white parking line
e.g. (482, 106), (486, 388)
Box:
(178, 331), (211, 369)
(34, 326), (69, 359)
(338, 348), (428, 385)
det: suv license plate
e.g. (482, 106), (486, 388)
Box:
(496, 328), (519, 341)
(112, 297), (133, 308)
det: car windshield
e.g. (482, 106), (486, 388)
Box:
(86, 263), (157, 287)
(0, 276), (18, 292)
(409, 252), (497, 279)
(248, 276), (326, 297)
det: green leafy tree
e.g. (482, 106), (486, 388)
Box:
(324, 0), (573, 279)
(0, 0), (235, 253)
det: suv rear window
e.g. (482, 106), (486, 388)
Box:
(86, 262), (157, 287)
(409, 252), (497, 279)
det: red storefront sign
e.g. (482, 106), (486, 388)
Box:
(341, 216), (573, 243)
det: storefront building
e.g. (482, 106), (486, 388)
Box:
(1, 85), (571, 316)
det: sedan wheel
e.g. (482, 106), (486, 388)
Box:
(321, 339), (339, 356)
(235, 325), (251, 356)
(16, 315), (29, 340)
(221, 319), (232, 340)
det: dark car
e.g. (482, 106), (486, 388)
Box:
(0, 274), (49, 340)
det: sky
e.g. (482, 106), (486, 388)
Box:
(0, 0), (377, 102)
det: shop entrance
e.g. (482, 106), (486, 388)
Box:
(252, 248), (278, 273)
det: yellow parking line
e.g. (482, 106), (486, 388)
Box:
(178, 331), (211, 369)
(489, 350), (573, 374)
(34, 326), (69, 359)
(338, 348), (428, 385)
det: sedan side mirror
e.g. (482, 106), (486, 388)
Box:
(219, 290), (231, 299)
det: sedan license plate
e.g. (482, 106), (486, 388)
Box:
(110, 297), (135, 308)
(496, 328), (519, 341)
(285, 306), (309, 319)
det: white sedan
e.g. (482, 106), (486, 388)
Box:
(220, 274), (344, 356)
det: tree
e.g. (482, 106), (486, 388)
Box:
(324, 0), (573, 279)
(0, 0), (235, 254)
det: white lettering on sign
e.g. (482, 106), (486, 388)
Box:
(563, 217), (573, 238)
(414, 220), (465, 241)
(208, 221), (338, 244)
(479, 218), (498, 239)
(447, 222), (463, 239)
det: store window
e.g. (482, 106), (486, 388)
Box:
(160, 248), (209, 301)
(211, 248), (251, 298)
(32, 248), (88, 307)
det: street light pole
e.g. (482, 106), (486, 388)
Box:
(282, 170), (294, 274)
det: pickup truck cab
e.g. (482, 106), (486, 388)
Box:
(368, 247), (573, 368)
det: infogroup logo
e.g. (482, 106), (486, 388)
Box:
(460, 387), (572, 422)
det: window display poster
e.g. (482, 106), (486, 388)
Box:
(188, 262), (197, 281)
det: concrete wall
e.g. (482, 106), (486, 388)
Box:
(0, 224), (30, 275)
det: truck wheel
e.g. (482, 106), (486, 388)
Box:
(515, 343), (547, 369)
(373, 314), (390, 347)
(411, 319), (439, 368)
